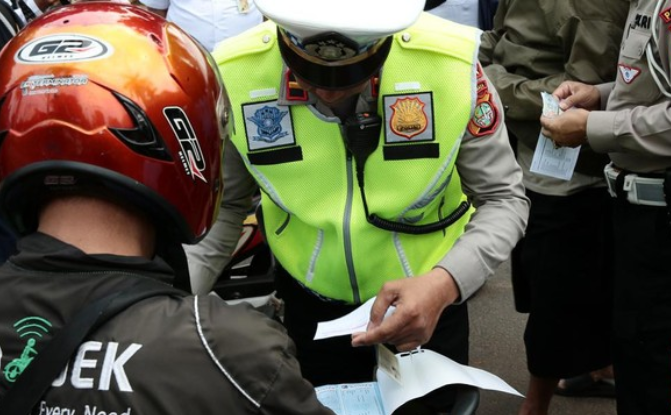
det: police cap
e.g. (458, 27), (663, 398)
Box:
(255, 0), (425, 89)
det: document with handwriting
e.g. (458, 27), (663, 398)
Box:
(314, 349), (523, 415)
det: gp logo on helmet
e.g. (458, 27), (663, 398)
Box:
(15, 34), (113, 64)
(164, 107), (208, 183)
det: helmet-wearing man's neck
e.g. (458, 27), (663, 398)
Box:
(37, 195), (156, 258)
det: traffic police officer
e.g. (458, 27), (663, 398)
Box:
(541, 1), (671, 413)
(187, 0), (529, 409)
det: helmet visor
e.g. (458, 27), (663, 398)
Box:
(277, 28), (392, 90)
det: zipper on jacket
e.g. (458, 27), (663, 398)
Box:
(274, 212), (290, 235)
(343, 151), (361, 304)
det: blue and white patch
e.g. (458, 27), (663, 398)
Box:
(243, 101), (296, 151)
(618, 64), (641, 84)
(383, 92), (434, 143)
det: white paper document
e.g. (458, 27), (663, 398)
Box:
(315, 349), (523, 415)
(313, 302), (523, 415)
(530, 92), (580, 181)
(316, 383), (385, 415)
(314, 297), (395, 340)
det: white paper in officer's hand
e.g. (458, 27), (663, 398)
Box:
(530, 92), (581, 181)
(314, 297), (396, 340)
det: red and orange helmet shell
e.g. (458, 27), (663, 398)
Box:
(0, 3), (229, 243)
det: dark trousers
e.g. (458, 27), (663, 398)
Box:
(512, 188), (614, 378)
(275, 266), (469, 411)
(612, 200), (671, 415)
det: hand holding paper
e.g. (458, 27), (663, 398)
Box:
(351, 269), (457, 351)
(530, 91), (581, 181)
(314, 297), (396, 340)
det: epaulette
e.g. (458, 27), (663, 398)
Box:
(394, 13), (480, 64)
(211, 21), (277, 66)
(285, 70), (308, 101)
(370, 75), (380, 98)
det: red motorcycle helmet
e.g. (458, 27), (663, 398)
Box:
(0, 2), (229, 244)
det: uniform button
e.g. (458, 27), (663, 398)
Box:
(402, 33), (411, 42)
(263, 35), (271, 43)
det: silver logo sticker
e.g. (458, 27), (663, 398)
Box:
(15, 34), (113, 64)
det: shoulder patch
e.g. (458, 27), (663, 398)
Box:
(618, 64), (641, 84)
(660, 7), (671, 24)
(467, 68), (500, 137)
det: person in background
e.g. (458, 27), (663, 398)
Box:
(186, 0), (529, 412)
(541, 1), (671, 413)
(0, 0), (52, 264)
(424, 0), (499, 30)
(4, 0), (59, 23)
(479, 1), (628, 414)
(5, 0), (129, 24)
(0, 5), (334, 415)
(140, 0), (263, 52)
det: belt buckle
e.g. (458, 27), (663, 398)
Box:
(664, 169), (671, 227)
(623, 175), (639, 205)
(604, 163), (619, 198)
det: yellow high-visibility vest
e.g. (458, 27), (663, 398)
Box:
(214, 13), (480, 304)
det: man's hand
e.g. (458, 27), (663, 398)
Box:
(351, 268), (459, 351)
(540, 109), (589, 148)
(553, 81), (601, 112)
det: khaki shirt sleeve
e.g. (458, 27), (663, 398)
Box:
(587, 12), (671, 160)
(477, 0), (507, 66)
(184, 138), (258, 294)
(587, 101), (671, 157)
(596, 82), (615, 110)
(436, 72), (530, 302)
(482, 16), (625, 123)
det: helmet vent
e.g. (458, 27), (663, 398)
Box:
(110, 91), (173, 161)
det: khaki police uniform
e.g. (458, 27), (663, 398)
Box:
(479, 0), (628, 379)
(581, 0), (671, 413)
(480, 0), (628, 192)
